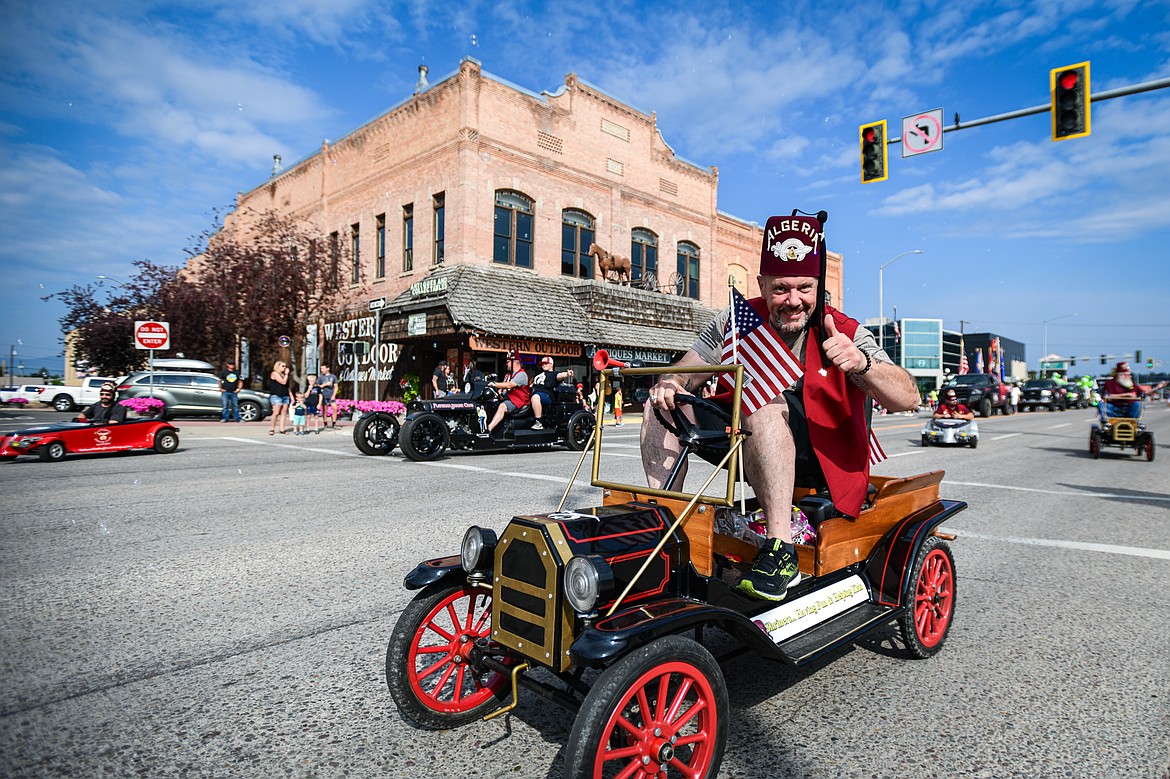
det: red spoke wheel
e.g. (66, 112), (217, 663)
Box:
(899, 535), (956, 659)
(564, 636), (727, 779)
(386, 583), (508, 729)
(1089, 431), (1100, 459)
(1144, 435), (1155, 462)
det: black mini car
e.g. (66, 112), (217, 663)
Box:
(354, 376), (595, 461)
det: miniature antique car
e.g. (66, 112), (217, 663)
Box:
(385, 360), (964, 778)
(388, 374), (595, 461)
(1089, 400), (1154, 461)
(921, 416), (978, 448)
(0, 418), (180, 462)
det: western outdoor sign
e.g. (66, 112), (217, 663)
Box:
(469, 335), (581, 358)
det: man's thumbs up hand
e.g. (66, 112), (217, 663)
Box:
(822, 314), (867, 375)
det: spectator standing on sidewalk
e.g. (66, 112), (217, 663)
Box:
(318, 365), (338, 428)
(305, 374), (322, 434)
(291, 393), (307, 435)
(219, 360), (241, 422)
(432, 360), (449, 398)
(613, 384), (624, 426)
(267, 360), (291, 435)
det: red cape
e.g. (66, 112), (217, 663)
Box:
(748, 298), (871, 517)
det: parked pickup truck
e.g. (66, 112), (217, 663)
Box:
(39, 376), (117, 412)
(1, 385), (49, 406)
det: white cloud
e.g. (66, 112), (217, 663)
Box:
(1, 2), (334, 166)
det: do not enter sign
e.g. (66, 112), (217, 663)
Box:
(134, 320), (171, 351)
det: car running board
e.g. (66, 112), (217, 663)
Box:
(778, 601), (899, 666)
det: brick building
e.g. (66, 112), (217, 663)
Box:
(223, 58), (843, 398)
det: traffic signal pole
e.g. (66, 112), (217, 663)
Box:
(884, 76), (1170, 147)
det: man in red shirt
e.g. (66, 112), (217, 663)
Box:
(485, 351), (531, 435)
(1102, 361), (1141, 418)
(933, 389), (974, 420)
(642, 214), (920, 601)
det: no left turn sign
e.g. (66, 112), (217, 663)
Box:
(135, 320), (171, 350)
(902, 108), (944, 158)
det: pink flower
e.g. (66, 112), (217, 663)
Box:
(333, 399), (405, 416)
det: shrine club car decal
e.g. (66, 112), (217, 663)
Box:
(753, 575), (868, 644)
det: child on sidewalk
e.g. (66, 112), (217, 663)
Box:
(613, 385), (624, 426)
(304, 375), (322, 434)
(291, 393), (307, 435)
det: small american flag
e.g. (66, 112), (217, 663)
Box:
(959, 351), (969, 375)
(719, 289), (803, 415)
(869, 427), (887, 465)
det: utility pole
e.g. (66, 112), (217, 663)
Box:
(959, 320), (971, 335)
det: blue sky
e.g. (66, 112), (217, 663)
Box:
(2, 0), (1168, 378)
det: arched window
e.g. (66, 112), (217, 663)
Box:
(630, 228), (658, 286)
(677, 241), (700, 299)
(493, 190), (534, 268)
(561, 209), (595, 278)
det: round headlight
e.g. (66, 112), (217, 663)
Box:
(565, 555), (614, 614)
(460, 526), (497, 573)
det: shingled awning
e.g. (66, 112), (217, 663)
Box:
(382, 263), (718, 354)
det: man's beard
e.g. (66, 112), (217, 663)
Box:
(1117, 374), (1134, 389)
(772, 307), (811, 336)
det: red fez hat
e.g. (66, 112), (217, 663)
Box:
(760, 215), (822, 277)
(1115, 361), (1130, 373)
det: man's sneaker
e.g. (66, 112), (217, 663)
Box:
(736, 539), (801, 601)
(531, 421), (543, 430)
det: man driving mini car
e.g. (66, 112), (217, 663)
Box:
(484, 351), (531, 436)
(641, 214), (919, 602)
(80, 382), (127, 424)
(1101, 361), (1143, 418)
(933, 389), (974, 420)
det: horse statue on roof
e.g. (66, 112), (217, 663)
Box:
(587, 243), (631, 285)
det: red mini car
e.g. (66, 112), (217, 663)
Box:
(0, 419), (180, 462)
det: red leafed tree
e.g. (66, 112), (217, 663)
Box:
(187, 209), (352, 386)
(48, 210), (353, 383)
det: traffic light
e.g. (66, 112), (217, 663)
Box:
(860, 120), (888, 183)
(1070, 356), (1076, 366)
(1135, 350), (1142, 363)
(1100, 354), (1106, 365)
(1051, 62), (1090, 141)
(1148, 358), (1155, 369)
(338, 343), (352, 358)
(354, 341), (370, 357)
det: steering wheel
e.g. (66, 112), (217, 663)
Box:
(652, 393), (734, 451)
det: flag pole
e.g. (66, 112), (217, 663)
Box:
(729, 275), (747, 515)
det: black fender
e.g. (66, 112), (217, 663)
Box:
(571, 596), (774, 668)
(403, 554), (465, 590)
(864, 499), (966, 607)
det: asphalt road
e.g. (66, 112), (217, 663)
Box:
(1, 404), (1167, 778)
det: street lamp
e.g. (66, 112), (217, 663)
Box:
(95, 274), (128, 288)
(1041, 313), (1078, 372)
(878, 250), (924, 353)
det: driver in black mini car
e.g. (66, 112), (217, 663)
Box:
(79, 382), (127, 425)
(484, 351), (531, 436)
(642, 214), (920, 602)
